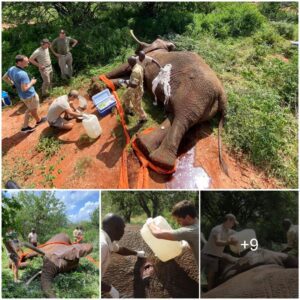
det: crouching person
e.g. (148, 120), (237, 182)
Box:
(47, 90), (83, 130)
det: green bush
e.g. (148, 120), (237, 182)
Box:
(272, 21), (295, 39)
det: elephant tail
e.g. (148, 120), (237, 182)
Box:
(218, 93), (229, 176)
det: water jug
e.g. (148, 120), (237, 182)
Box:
(82, 114), (102, 139)
(229, 229), (257, 254)
(140, 216), (183, 262)
(78, 95), (87, 109)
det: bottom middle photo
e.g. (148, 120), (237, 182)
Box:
(100, 191), (199, 298)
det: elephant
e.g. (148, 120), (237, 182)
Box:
(20, 233), (93, 298)
(202, 249), (298, 298)
(92, 31), (228, 173)
(102, 224), (199, 298)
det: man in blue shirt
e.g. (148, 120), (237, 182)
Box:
(2, 55), (46, 133)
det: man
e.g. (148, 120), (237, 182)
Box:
(148, 200), (199, 266)
(28, 228), (38, 247)
(29, 38), (53, 98)
(101, 213), (145, 298)
(136, 51), (161, 68)
(47, 90), (83, 130)
(201, 213), (238, 290)
(282, 218), (298, 257)
(2, 55), (47, 133)
(51, 29), (78, 79)
(119, 56), (147, 125)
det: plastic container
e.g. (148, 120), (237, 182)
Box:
(82, 114), (102, 139)
(92, 89), (116, 117)
(140, 216), (183, 262)
(78, 95), (87, 109)
(229, 229), (257, 254)
(2, 91), (11, 107)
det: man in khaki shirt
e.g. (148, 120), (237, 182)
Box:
(51, 29), (78, 80)
(29, 38), (53, 98)
(201, 214), (238, 290)
(282, 218), (298, 257)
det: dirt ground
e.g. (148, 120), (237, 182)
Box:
(2, 92), (280, 189)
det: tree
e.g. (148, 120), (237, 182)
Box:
(90, 207), (99, 228)
(13, 191), (68, 242)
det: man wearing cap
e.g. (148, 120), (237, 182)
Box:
(119, 56), (148, 125)
(47, 89), (83, 130)
(51, 30), (78, 79)
(201, 213), (239, 291)
(282, 218), (298, 257)
(2, 55), (47, 133)
(29, 39), (53, 98)
(28, 228), (38, 247)
(101, 213), (146, 298)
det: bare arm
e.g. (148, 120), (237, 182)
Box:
(29, 57), (45, 70)
(214, 233), (237, 247)
(50, 43), (60, 58)
(65, 108), (82, 118)
(71, 39), (78, 48)
(21, 78), (37, 92)
(148, 223), (175, 241)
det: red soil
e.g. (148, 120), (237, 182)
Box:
(2, 93), (280, 189)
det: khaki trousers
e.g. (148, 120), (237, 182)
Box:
(40, 65), (53, 96)
(58, 52), (73, 79)
(122, 87), (147, 120)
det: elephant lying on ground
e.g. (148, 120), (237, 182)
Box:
(103, 224), (199, 298)
(202, 249), (298, 298)
(21, 233), (93, 298)
(92, 31), (228, 173)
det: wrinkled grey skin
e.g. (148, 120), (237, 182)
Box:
(99, 32), (227, 172)
(22, 233), (93, 298)
(203, 249), (298, 298)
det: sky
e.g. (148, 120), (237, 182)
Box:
(4, 190), (100, 223)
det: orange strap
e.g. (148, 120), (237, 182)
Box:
(99, 75), (130, 188)
(99, 75), (177, 188)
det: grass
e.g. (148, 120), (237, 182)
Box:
(73, 157), (93, 178)
(35, 136), (61, 159)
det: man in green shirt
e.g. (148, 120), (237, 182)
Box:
(148, 200), (199, 266)
(51, 29), (78, 79)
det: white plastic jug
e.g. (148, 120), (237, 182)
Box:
(82, 114), (102, 139)
(140, 216), (183, 262)
(229, 229), (257, 254)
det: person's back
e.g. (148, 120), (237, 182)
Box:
(47, 95), (70, 123)
(130, 64), (144, 91)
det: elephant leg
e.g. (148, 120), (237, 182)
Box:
(149, 117), (191, 169)
(135, 117), (172, 156)
(41, 258), (58, 298)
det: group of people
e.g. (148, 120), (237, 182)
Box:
(2, 29), (79, 133)
(101, 200), (199, 298)
(201, 214), (298, 291)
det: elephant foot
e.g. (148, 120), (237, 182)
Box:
(136, 126), (169, 156)
(149, 147), (177, 170)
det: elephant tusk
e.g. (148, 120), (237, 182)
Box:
(25, 270), (42, 286)
(130, 30), (150, 47)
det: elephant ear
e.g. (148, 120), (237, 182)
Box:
(61, 244), (93, 261)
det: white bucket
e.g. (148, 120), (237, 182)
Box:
(82, 114), (102, 139)
(140, 216), (183, 262)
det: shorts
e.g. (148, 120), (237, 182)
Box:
(201, 252), (219, 274)
(21, 93), (39, 110)
(48, 117), (68, 129)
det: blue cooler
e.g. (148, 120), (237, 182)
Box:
(92, 89), (117, 117)
(2, 91), (11, 106)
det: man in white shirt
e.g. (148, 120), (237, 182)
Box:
(47, 89), (83, 130)
(101, 214), (145, 298)
(201, 213), (239, 290)
(29, 38), (53, 98)
(28, 228), (38, 247)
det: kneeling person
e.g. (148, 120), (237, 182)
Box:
(47, 90), (83, 130)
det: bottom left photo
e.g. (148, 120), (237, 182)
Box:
(2, 190), (99, 298)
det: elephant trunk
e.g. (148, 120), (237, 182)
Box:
(130, 30), (150, 48)
(22, 242), (45, 256)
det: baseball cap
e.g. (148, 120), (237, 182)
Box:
(41, 38), (50, 45)
(225, 213), (239, 225)
(60, 29), (66, 34)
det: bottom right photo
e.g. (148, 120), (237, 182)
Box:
(201, 191), (298, 298)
